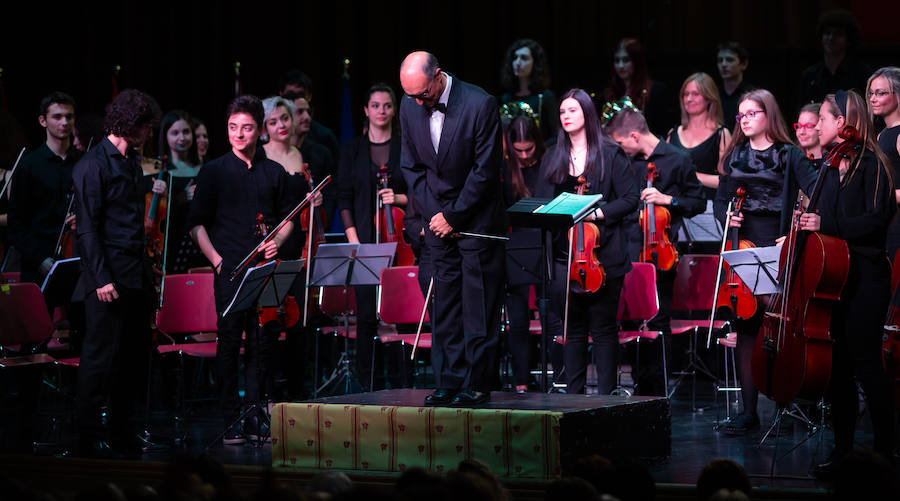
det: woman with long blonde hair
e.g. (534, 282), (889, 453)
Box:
(667, 72), (731, 199)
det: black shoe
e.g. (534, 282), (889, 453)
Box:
(424, 389), (457, 406)
(450, 390), (490, 407)
(245, 417), (270, 442)
(724, 413), (760, 435)
(223, 431), (246, 445)
(79, 439), (124, 459)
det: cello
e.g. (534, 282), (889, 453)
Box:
(750, 130), (860, 404)
(375, 165), (415, 266)
(638, 162), (678, 271)
(714, 187), (757, 320)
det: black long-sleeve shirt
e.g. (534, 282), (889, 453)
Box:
(8, 142), (80, 280)
(186, 150), (293, 271)
(72, 138), (145, 295)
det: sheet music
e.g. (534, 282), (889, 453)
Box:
(682, 201), (723, 243)
(534, 192), (604, 222)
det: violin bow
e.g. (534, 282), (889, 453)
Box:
(707, 198), (735, 349)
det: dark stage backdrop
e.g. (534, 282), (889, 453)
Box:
(0, 0), (897, 164)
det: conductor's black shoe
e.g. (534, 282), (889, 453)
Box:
(450, 390), (490, 407)
(424, 389), (457, 406)
(724, 413), (760, 435)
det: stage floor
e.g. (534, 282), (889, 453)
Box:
(16, 379), (873, 491)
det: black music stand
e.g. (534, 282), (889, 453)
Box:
(311, 243), (396, 395)
(41, 257), (80, 308)
(507, 193), (605, 392)
(207, 259), (303, 449)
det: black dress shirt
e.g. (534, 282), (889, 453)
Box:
(186, 149), (293, 271)
(72, 138), (146, 295)
(8, 142), (81, 277)
(628, 139), (706, 244)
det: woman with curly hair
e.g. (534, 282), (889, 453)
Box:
(72, 88), (162, 457)
(499, 38), (558, 145)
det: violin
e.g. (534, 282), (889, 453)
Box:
(144, 156), (168, 267)
(254, 213), (300, 329)
(375, 165), (415, 266)
(54, 191), (76, 260)
(638, 162), (677, 271)
(750, 129), (859, 404)
(568, 176), (605, 293)
(714, 187), (757, 320)
(300, 164), (327, 327)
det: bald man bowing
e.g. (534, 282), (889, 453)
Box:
(399, 51), (506, 406)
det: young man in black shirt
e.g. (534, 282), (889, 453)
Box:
(8, 91), (81, 283)
(188, 95), (293, 444)
(72, 89), (161, 457)
(608, 108), (706, 396)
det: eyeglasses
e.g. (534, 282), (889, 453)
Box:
(794, 122), (816, 131)
(867, 89), (892, 99)
(407, 76), (436, 101)
(736, 110), (765, 122)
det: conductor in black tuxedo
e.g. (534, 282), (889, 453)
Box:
(399, 51), (507, 406)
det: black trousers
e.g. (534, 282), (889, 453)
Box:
(77, 287), (152, 444)
(551, 261), (623, 395)
(427, 234), (504, 392)
(827, 254), (894, 458)
(213, 272), (274, 428)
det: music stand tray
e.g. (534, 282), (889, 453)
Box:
(42, 257), (80, 307)
(258, 259), (304, 308)
(508, 193), (605, 230)
(222, 261), (277, 317)
(720, 245), (781, 295)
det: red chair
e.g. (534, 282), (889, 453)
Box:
(0, 271), (22, 284)
(318, 285), (358, 338)
(153, 273), (219, 419)
(0, 282), (55, 367)
(616, 263), (663, 395)
(377, 266), (431, 387)
(669, 254), (731, 407)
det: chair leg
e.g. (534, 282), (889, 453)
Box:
(370, 336), (377, 392)
(661, 333), (669, 397)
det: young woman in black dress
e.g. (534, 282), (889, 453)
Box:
(337, 83), (408, 390)
(714, 89), (817, 434)
(802, 89), (896, 468)
(499, 39), (558, 146)
(535, 89), (639, 394)
(604, 38), (672, 136)
(667, 72), (731, 200)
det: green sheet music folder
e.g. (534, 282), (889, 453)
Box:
(507, 193), (605, 230)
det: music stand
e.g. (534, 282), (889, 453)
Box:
(507, 193), (606, 392)
(720, 245), (780, 296)
(207, 259), (303, 449)
(311, 243), (396, 395)
(41, 257), (80, 308)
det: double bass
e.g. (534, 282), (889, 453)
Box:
(638, 162), (677, 271)
(714, 187), (757, 320)
(375, 165), (414, 266)
(750, 130), (859, 404)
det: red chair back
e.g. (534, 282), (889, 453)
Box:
(0, 282), (53, 346)
(0, 271), (21, 284)
(617, 263), (659, 322)
(378, 266), (429, 324)
(319, 286), (357, 317)
(670, 254), (719, 312)
(156, 274), (218, 335)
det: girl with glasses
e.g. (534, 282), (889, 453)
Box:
(713, 89), (818, 435)
(794, 103), (823, 165)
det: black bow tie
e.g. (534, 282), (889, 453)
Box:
(429, 102), (447, 115)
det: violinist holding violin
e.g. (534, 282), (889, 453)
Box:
(535, 89), (639, 395)
(607, 107), (705, 395)
(188, 95), (294, 445)
(801, 90), (895, 472)
(337, 83), (409, 391)
(8, 91), (81, 284)
(713, 89), (817, 435)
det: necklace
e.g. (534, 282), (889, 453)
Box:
(570, 147), (587, 162)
